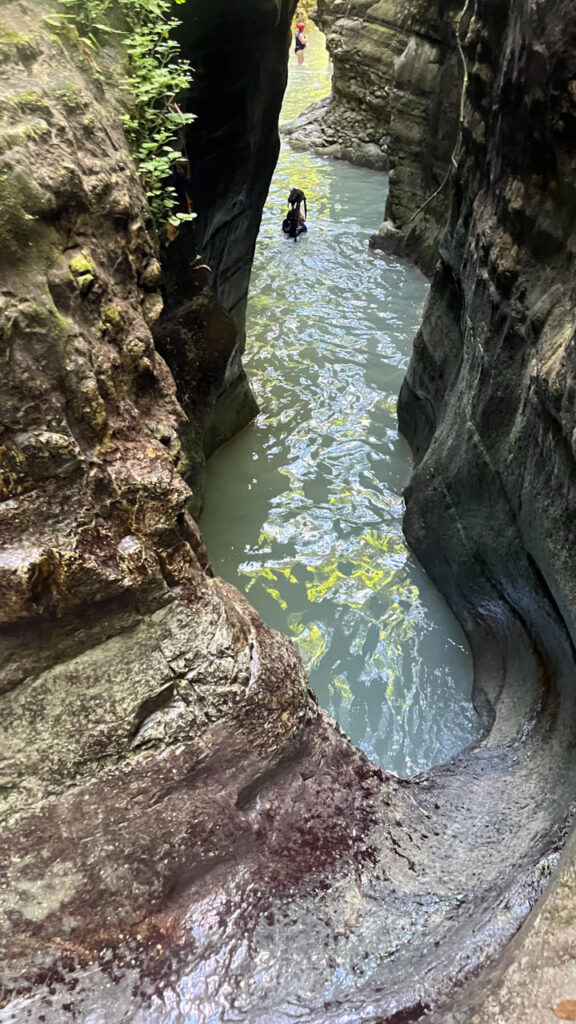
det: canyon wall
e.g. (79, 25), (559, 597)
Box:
(283, 0), (463, 271)
(0, 0), (312, 1009)
(399, 0), (576, 1018)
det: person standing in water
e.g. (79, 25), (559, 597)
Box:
(295, 21), (307, 64)
(282, 187), (307, 240)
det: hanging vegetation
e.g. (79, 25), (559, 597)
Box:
(51, 0), (195, 231)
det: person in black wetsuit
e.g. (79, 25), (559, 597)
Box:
(295, 21), (307, 64)
(282, 187), (307, 240)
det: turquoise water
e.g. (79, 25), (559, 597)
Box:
(200, 26), (481, 776)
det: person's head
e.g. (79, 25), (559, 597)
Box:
(297, 22), (305, 30)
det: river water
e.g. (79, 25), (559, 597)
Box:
(200, 26), (481, 777)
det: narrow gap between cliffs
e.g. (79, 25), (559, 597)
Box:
(199, 21), (483, 779)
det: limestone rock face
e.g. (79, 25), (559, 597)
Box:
(399, 0), (576, 1017)
(283, 0), (463, 270)
(0, 0), (313, 1005)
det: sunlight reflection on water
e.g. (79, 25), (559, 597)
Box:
(200, 24), (481, 777)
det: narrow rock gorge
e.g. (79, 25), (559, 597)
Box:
(283, 0), (464, 271)
(1, 1), (576, 1023)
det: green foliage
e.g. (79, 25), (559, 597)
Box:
(120, 10), (196, 229)
(55, 0), (195, 231)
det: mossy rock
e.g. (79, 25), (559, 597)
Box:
(0, 165), (52, 269)
(0, 120), (50, 154)
(69, 251), (97, 294)
(53, 81), (87, 113)
(0, 91), (51, 117)
(1, 299), (72, 363)
(101, 304), (124, 329)
(0, 27), (29, 46)
(0, 23), (37, 62)
(76, 273), (94, 295)
(69, 252), (95, 277)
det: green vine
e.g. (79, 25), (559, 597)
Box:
(53, 0), (195, 231)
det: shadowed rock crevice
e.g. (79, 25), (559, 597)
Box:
(151, 0), (299, 507)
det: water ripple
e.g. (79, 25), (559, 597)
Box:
(201, 27), (481, 776)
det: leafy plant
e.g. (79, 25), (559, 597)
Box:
(55, 0), (196, 231)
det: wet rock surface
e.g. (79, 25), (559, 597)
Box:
(2, 0), (576, 1021)
(282, 95), (390, 170)
(400, 0), (576, 1016)
(0, 0), (310, 1010)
